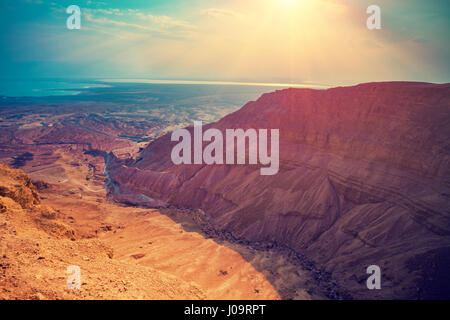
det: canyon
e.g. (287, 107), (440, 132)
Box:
(1, 81), (449, 299)
(0, 83), (325, 299)
(107, 82), (450, 299)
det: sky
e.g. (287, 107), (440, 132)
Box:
(0, 0), (449, 86)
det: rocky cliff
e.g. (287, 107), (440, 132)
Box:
(107, 82), (450, 299)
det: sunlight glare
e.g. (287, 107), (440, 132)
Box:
(279, 0), (300, 7)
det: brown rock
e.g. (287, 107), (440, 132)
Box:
(107, 82), (450, 299)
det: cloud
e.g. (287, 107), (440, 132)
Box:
(83, 8), (196, 39)
(7, 0), (449, 83)
(94, 8), (125, 16)
(202, 8), (243, 19)
(135, 12), (196, 30)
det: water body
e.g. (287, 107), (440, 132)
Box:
(0, 78), (327, 130)
(0, 78), (327, 98)
(0, 79), (111, 97)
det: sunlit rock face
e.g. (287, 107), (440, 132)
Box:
(108, 82), (450, 299)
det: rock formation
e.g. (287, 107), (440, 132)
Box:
(107, 82), (450, 299)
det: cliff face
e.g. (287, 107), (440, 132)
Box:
(108, 82), (450, 299)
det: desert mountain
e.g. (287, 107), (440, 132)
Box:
(107, 82), (450, 299)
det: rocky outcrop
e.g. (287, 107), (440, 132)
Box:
(0, 163), (41, 209)
(107, 82), (450, 299)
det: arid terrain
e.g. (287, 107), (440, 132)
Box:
(107, 82), (450, 299)
(1, 81), (449, 300)
(0, 163), (207, 299)
(1, 160), (295, 299)
(0, 83), (333, 300)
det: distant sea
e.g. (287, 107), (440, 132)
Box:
(0, 78), (328, 98)
(0, 79), (111, 97)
